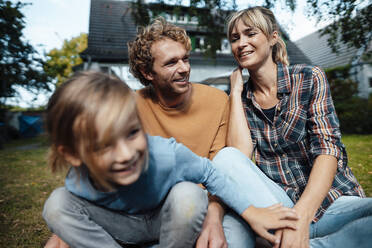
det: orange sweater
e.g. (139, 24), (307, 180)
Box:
(136, 83), (229, 159)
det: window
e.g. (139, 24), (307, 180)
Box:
(190, 16), (198, 24)
(177, 13), (186, 23)
(165, 13), (176, 23)
(220, 39), (230, 54)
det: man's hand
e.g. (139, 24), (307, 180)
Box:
(273, 229), (283, 248)
(44, 234), (69, 248)
(242, 203), (299, 245)
(196, 217), (227, 248)
(196, 200), (227, 248)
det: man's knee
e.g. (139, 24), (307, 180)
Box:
(164, 182), (208, 224)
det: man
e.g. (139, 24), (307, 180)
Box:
(44, 17), (253, 248)
(129, 18), (254, 247)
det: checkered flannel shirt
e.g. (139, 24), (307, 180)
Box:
(242, 63), (365, 222)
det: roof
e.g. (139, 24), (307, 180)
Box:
(81, 0), (311, 65)
(80, 0), (136, 63)
(295, 31), (359, 69)
(286, 38), (312, 65)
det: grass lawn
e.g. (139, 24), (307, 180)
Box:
(0, 134), (371, 247)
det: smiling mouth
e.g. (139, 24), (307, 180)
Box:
(173, 77), (188, 84)
(111, 154), (140, 173)
(239, 51), (254, 58)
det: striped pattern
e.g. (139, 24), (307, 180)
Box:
(242, 63), (365, 222)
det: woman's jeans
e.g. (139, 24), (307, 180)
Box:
(213, 147), (372, 248)
(43, 182), (208, 248)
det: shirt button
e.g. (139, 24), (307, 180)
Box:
(274, 143), (278, 147)
(286, 170), (290, 174)
(277, 106), (281, 111)
(282, 154), (286, 158)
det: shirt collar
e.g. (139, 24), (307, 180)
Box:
(276, 62), (292, 95)
(245, 62), (291, 100)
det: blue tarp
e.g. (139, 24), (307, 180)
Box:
(18, 115), (43, 137)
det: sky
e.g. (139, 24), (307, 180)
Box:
(10, 0), (330, 107)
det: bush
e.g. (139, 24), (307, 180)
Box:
(326, 66), (372, 134)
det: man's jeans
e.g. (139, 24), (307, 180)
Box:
(43, 182), (208, 248)
(213, 147), (372, 248)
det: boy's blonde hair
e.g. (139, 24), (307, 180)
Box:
(227, 6), (289, 65)
(128, 16), (191, 86)
(46, 71), (136, 188)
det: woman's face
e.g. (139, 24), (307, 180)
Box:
(230, 18), (276, 71)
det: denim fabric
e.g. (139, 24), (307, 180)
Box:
(309, 196), (372, 248)
(43, 182), (208, 248)
(222, 210), (256, 248)
(213, 147), (293, 248)
(213, 147), (372, 248)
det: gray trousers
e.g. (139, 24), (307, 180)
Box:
(43, 182), (208, 248)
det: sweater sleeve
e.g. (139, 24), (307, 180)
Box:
(208, 99), (229, 160)
(171, 139), (250, 214)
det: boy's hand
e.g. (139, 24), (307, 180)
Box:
(44, 234), (69, 248)
(242, 203), (299, 245)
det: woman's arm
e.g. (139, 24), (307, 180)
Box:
(279, 66), (341, 248)
(227, 68), (254, 158)
(279, 155), (337, 248)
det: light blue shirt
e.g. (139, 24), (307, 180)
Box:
(66, 135), (249, 214)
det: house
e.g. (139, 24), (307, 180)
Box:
(295, 30), (372, 99)
(80, 0), (311, 91)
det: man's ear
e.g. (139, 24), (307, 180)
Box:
(57, 146), (82, 167)
(140, 67), (154, 81)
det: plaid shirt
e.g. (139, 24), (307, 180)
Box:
(242, 63), (365, 222)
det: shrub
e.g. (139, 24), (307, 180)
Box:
(325, 66), (372, 134)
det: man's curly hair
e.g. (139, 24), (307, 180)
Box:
(128, 17), (191, 86)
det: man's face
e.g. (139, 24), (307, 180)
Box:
(145, 38), (191, 100)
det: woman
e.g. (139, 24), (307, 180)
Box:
(227, 6), (372, 248)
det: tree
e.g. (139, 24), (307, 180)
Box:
(131, 0), (371, 56)
(44, 33), (87, 86)
(0, 0), (50, 103)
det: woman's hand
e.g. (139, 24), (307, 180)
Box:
(279, 216), (310, 248)
(230, 67), (245, 97)
(241, 203), (299, 245)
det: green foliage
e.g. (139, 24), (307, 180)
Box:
(131, 0), (371, 56)
(0, 0), (50, 102)
(44, 33), (87, 86)
(325, 66), (372, 134)
(317, 2), (371, 54)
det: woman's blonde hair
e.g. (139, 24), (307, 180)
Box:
(227, 6), (289, 65)
(46, 71), (136, 188)
(128, 17), (191, 86)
